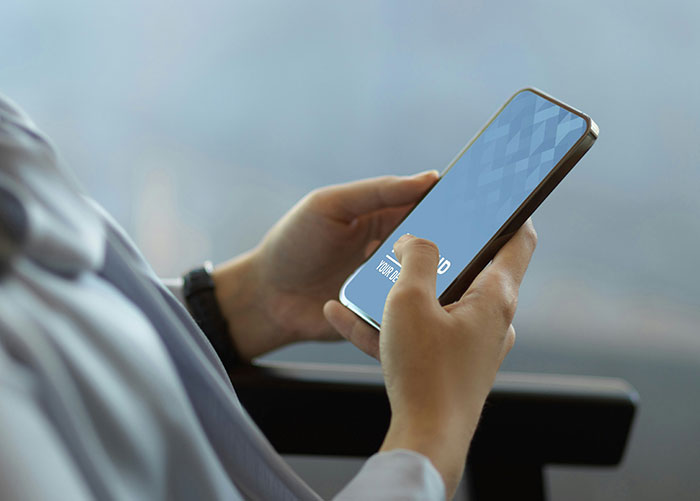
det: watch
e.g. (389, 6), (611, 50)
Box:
(183, 261), (243, 368)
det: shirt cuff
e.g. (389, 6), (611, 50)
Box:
(333, 449), (445, 500)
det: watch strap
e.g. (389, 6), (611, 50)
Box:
(183, 261), (242, 369)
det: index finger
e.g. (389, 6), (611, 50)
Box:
(391, 234), (440, 298)
(459, 219), (538, 305)
(487, 219), (538, 289)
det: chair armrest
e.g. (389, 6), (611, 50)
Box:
(230, 360), (638, 500)
(230, 360), (637, 464)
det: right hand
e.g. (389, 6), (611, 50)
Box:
(324, 220), (537, 498)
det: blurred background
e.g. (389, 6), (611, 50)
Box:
(2, 1), (699, 499)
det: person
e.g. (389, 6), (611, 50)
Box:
(0, 94), (536, 500)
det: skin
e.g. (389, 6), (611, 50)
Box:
(212, 170), (441, 360)
(212, 172), (537, 499)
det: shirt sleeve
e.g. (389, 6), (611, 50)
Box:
(333, 449), (445, 501)
(0, 349), (92, 501)
(161, 277), (186, 305)
(162, 273), (446, 501)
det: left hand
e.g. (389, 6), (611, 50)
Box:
(212, 170), (439, 360)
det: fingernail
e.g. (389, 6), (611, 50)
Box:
(411, 169), (439, 179)
(393, 234), (410, 256)
(395, 233), (413, 246)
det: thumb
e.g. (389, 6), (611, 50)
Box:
(312, 171), (439, 222)
(392, 234), (440, 298)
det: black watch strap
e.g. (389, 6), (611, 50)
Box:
(183, 261), (243, 369)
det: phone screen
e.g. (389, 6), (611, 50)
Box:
(340, 89), (590, 327)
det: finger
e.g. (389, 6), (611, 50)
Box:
(453, 220), (537, 319)
(484, 219), (538, 290)
(467, 219), (538, 296)
(500, 325), (516, 360)
(364, 239), (381, 258)
(323, 300), (380, 360)
(357, 203), (415, 254)
(317, 170), (439, 222)
(366, 203), (414, 242)
(392, 234), (439, 298)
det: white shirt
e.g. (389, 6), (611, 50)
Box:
(0, 94), (445, 500)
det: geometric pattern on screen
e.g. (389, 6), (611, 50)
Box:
(451, 90), (587, 222)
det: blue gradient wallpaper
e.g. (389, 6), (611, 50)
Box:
(342, 90), (588, 325)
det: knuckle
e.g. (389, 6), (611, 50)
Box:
(382, 175), (401, 184)
(525, 224), (538, 249)
(374, 175), (401, 195)
(304, 187), (327, 206)
(499, 289), (518, 322)
(504, 288), (518, 317)
(505, 325), (516, 352)
(484, 272), (518, 321)
(388, 283), (429, 305)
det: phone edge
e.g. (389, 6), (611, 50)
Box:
(439, 98), (598, 305)
(339, 88), (598, 327)
(339, 266), (381, 330)
(337, 88), (532, 328)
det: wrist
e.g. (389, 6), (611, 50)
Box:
(212, 249), (290, 361)
(381, 407), (477, 498)
(382, 408), (476, 455)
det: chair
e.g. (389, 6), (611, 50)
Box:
(231, 361), (638, 501)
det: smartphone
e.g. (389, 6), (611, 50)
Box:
(339, 88), (598, 329)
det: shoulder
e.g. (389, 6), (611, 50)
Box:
(0, 93), (105, 274)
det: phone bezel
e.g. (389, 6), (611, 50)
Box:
(339, 87), (598, 330)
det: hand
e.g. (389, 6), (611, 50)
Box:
(325, 221), (537, 498)
(212, 171), (439, 361)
